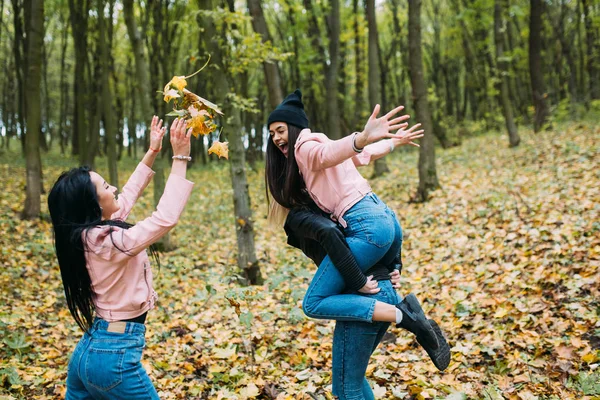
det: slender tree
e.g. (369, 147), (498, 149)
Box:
(495, 0), (520, 147)
(366, 0), (389, 176)
(529, 0), (550, 132)
(22, 0), (44, 219)
(408, 0), (439, 201)
(98, 0), (118, 186)
(68, 0), (89, 160)
(247, 0), (284, 109)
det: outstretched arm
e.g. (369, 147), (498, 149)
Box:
(111, 116), (166, 220)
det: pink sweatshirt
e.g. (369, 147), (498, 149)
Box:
(294, 129), (392, 227)
(83, 163), (194, 321)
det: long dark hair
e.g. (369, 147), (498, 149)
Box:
(265, 123), (313, 209)
(48, 166), (159, 332)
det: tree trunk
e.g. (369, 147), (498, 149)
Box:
(495, 0), (520, 147)
(199, 0), (263, 285)
(581, 0), (599, 99)
(11, 0), (26, 156)
(529, 0), (550, 132)
(353, 0), (364, 131)
(22, 0), (43, 219)
(366, 0), (389, 177)
(247, 0), (284, 109)
(324, 0), (341, 139)
(68, 0), (89, 161)
(408, 0), (439, 202)
(427, 3), (452, 149)
(98, 0), (118, 186)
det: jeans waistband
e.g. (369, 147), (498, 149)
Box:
(92, 318), (146, 335)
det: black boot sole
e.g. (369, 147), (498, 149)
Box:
(420, 319), (451, 371)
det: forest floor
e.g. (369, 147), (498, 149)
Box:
(0, 122), (599, 399)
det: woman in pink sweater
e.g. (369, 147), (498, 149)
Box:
(265, 90), (451, 379)
(48, 117), (193, 399)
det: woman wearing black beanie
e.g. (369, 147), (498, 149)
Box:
(264, 89), (450, 399)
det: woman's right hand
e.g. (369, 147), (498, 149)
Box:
(170, 118), (191, 156)
(355, 104), (410, 149)
(358, 275), (381, 294)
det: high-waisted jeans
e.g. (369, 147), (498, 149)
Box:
(332, 280), (401, 400)
(66, 318), (159, 399)
(302, 193), (403, 322)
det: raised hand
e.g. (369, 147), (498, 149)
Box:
(391, 122), (425, 148)
(355, 104), (411, 149)
(170, 118), (191, 157)
(149, 115), (167, 152)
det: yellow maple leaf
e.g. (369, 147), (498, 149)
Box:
(208, 141), (229, 159)
(186, 105), (213, 137)
(167, 75), (187, 91)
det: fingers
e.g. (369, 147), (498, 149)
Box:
(384, 105), (405, 120)
(369, 104), (381, 120)
(406, 122), (422, 133)
(409, 141), (420, 147)
(389, 115), (410, 125)
(151, 115), (157, 130)
(390, 123), (409, 131)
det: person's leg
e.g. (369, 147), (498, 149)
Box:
(66, 334), (94, 400)
(331, 281), (396, 400)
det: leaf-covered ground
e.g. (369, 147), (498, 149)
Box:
(1, 123), (599, 399)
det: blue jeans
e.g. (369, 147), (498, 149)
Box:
(302, 193), (403, 322)
(332, 281), (401, 400)
(66, 319), (159, 400)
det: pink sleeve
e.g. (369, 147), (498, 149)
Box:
(98, 174), (194, 260)
(111, 163), (155, 220)
(351, 140), (392, 166)
(295, 133), (358, 171)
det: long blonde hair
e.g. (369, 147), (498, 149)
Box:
(267, 198), (289, 228)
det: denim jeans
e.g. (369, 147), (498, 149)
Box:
(66, 319), (159, 400)
(302, 193), (403, 322)
(332, 280), (401, 400)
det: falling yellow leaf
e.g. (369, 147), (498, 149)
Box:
(165, 75), (187, 91)
(208, 141), (229, 159)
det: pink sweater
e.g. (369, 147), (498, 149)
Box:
(83, 163), (194, 321)
(294, 129), (392, 227)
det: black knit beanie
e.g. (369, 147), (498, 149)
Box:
(267, 89), (309, 129)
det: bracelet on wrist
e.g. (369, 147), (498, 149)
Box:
(172, 155), (192, 162)
(149, 147), (161, 153)
(352, 132), (364, 153)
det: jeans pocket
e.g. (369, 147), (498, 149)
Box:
(84, 346), (125, 391)
(360, 215), (394, 248)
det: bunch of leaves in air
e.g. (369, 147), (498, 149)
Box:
(161, 58), (229, 159)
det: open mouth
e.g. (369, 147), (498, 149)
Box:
(277, 142), (288, 155)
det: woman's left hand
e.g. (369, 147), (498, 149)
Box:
(149, 115), (166, 152)
(390, 122), (424, 148)
(390, 269), (401, 288)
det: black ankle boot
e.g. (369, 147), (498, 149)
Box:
(396, 293), (439, 350)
